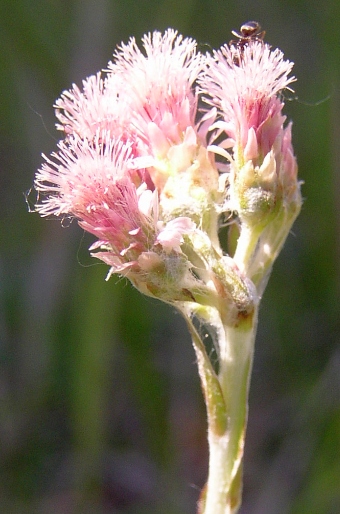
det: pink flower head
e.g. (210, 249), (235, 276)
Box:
(108, 29), (202, 147)
(201, 41), (296, 165)
(106, 29), (204, 188)
(35, 131), (195, 277)
(35, 133), (142, 216)
(199, 40), (301, 222)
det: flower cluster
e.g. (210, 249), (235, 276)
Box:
(33, 28), (303, 513)
(34, 28), (301, 313)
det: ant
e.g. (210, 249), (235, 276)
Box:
(229, 21), (266, 64)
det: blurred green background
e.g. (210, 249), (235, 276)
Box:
(1, 0), (339, 513)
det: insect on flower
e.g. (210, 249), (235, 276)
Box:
(229, 21), (266, 65)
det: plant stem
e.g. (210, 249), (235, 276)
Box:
(201, 312), (258, 514)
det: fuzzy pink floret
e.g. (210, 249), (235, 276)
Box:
(156, 217), (195, 252)
(200, 42), (295, 160)
(107, 29), (203, 147)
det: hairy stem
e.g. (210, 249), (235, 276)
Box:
(201, 313), (258, 514)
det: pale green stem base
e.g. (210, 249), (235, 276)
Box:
(188, 203), (301, 513)
(202, 314), (258, 514)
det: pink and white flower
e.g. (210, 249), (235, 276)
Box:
(105, 29), (208, 192)
(199, 40), (300, 220)
(108, 29), (202, 148)
(200, 42), (295, 162)
(35, 131), (195, 279)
